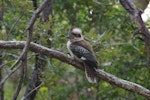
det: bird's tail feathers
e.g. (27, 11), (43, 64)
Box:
(85, 66), (96, 83)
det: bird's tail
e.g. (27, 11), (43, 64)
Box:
(84, 65), (96, 83)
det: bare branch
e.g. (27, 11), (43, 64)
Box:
(0, 62), (22, 86)
(21, 83), (42, 100)
(10, 0), (50, 70)
(8, 12), (25, 36)
(0, 60), (15, 69)
(0, 41), (150, 98)
(93, 0), (112, 6)
(12, 56), (26, 100)
(93, 0), (104, 6)
(119, 0), (150, 68)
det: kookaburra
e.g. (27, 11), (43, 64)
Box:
(66, 28), (98, 83)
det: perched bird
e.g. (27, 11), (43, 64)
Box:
(66, 28), (98, 83)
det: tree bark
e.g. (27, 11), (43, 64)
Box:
(23, 0), (53, 99)
(119, 0), (150, 68)
(0, 41), (150, 99)
(23, 54), (45, 100)
(41, 0), (53, 22)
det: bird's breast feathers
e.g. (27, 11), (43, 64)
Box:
(67, 40), (74, 57)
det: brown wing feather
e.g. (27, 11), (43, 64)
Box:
(73, 40), (97, 63)
(70, 40), (98, 83)
(72, 40), (98, 67)
(73, 40), (93, 53)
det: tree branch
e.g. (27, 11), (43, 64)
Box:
(22, 82), (42, 100)
(23, 54), (45, 100)
(119, 0), (150, 68)
(12, 56), (26, 100)
(10, 0), (50, 70)
(0, 61), (22, 86)
(0, 41), (150, 99)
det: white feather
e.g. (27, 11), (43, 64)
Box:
(85, 71), (96, 83)
(81, 57), (87, 60)
(72, 28), (82, 34)
(67, 40), (74, 57)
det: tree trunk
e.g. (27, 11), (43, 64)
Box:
(23, 0), (53, 99)
(23, 54), (46, 100)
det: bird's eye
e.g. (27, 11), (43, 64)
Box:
(76, 34), (81, 37)
(72, 33), (81, 37)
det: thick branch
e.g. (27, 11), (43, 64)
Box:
(0, 41), (150, 98)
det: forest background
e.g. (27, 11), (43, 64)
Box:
(0, 0), (150, 100)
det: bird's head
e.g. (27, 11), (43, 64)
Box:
(66, 28), (84, 42)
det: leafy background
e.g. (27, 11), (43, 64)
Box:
(0, 0), (150, 100)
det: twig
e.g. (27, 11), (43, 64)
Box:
(0, 60), (15, 69)
(21, 83), (42, 100)
(0, 53), (35, 69)
(0, 62), (21, 86)
(12, 56), (26, 100)
(5, 53), (19, 58)
(93, 0), (113, 6)
(130, 29), (141, 39)
(0, 41), (150, 98)
(8, 11), (25, 36)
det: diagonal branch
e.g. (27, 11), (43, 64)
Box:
(10, 0), (50, 70)
(0, 41), (150, 99)
(22, 82), (42, 100)
(119, 0), (150, 67)
(0, 61), (22, 86)
(12, 56), (26, 100)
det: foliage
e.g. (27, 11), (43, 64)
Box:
(0, 0), (150, 100)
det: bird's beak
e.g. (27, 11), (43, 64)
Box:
(66, 34), (72, 39)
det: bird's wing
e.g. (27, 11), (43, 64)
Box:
(70, 40), (98, 68)
(70, 40), (98, 83)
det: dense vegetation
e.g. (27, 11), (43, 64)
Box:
(0, 0), (150, 100)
